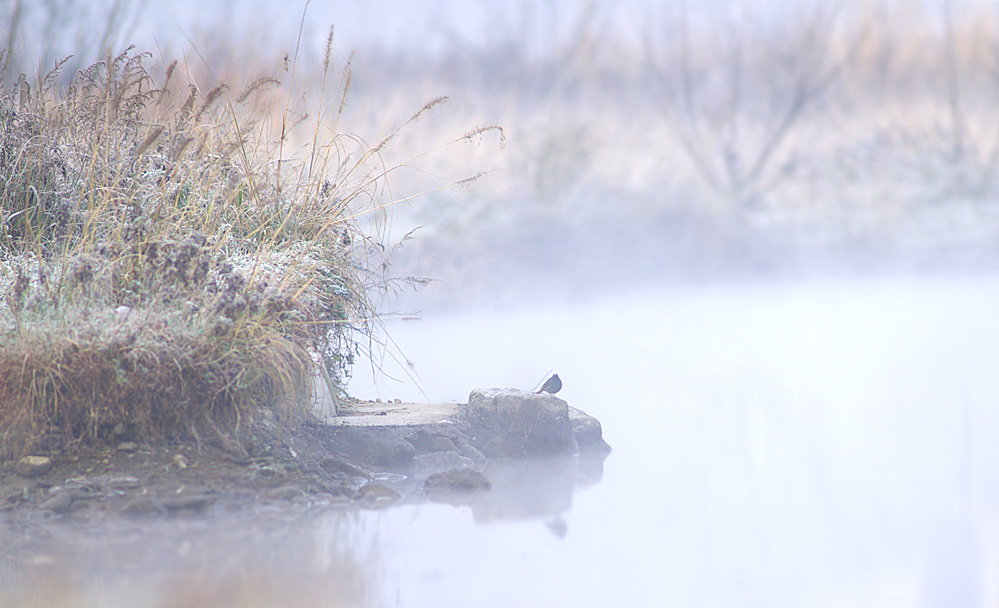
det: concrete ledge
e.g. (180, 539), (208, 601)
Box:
(328, 400), (463, 427)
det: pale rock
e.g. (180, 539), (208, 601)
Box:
(467, 388), (578, 457)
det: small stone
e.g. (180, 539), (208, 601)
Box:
(332, 435), (417, 469)
(426, 436), (458, 452)
(405, 429), (460, 454)
(319, 458), (371, 480)
(107, 476), (141, 490)
(366, 438), (416, 468)
(264, 485), (302, 501)
(15, 456), (53, 478)
(68, 501), (90, 513)
(252, 465), (281, 479)
(322, 482), (351, 496)
(460, 444), (487, 464)
(116, 442), (138, 452)
(5, 489), (28, 504)
(26, 555), (56, 566)
(214, 436), (250, 464)
(413, 451), (474, 476)
(162, 495), (213, 512)
(121, 497), (166, 518)
(354, 483), (401, 509)
(424, 469), (491, 494)
(39, 492), (73, 514)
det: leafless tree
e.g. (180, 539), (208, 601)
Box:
(646, 1), (868, 208)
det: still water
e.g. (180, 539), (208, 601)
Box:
(348, 276), (999, 607)
(6, 276), (999, 607)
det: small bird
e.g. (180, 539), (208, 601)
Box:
(535, 373), (562, 395)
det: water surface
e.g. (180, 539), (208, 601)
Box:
(348, 276), (999, 607)
(5, 276), (997, 607)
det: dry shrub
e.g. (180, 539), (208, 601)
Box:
(0, 310), (312, 456)
(0, 45), (398, 459)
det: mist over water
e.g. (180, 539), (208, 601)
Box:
(6, 277), (995, 606)
(348, 276), (999, 606)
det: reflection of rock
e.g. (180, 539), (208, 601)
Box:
(468, 388), (578, 457)
(264, 485), (303, 501)
(121, 496), (166, 518)
(572, 453), (607, 489)
(470, 457), (578, 522)
(355, 483), (401, 509)
(162, 494), (215, 512)
(424, 469), (491, 494)
(424, 468), (492, 507)
(545, 516), (568, 539)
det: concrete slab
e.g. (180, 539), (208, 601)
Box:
(328, 400), (464, 427)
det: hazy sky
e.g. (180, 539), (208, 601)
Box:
(142, 0), (623, 55)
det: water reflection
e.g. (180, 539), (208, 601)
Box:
(350, 277), (999, 607)
(0, 416), (608, 607)
(422, 455), (604, 522)
(0, 511), (378, 608)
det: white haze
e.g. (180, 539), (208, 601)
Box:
(348, 276), (999, 607)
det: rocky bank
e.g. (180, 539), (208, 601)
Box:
(0, 389), (611, 525)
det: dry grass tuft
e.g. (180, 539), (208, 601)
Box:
(0, 45), (420, 459)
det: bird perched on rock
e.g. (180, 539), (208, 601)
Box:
(536, 373), (562, 395)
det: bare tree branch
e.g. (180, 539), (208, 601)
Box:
(647, 0), (870, 206)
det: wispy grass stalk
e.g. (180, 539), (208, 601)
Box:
(0, 35), (488, 458)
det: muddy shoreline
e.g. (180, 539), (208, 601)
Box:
(0, 395), (610, 604)
(0, 396), (610, 531)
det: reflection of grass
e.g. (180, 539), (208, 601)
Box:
(0, 512), (377, 608)
(0, 28), (494, 458)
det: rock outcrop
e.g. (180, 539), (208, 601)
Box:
(568, 406), (612, 454)
(467, 388), (610, 458)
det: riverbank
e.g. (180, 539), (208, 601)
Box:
(0, 393), (610, 531)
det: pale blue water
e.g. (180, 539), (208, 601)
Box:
(345, 276), (999, 607)
(5, 274), (996, 607)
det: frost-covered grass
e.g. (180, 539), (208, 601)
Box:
(0, 34), (497, 458)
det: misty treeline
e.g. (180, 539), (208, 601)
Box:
(4, 1), (998, 203)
